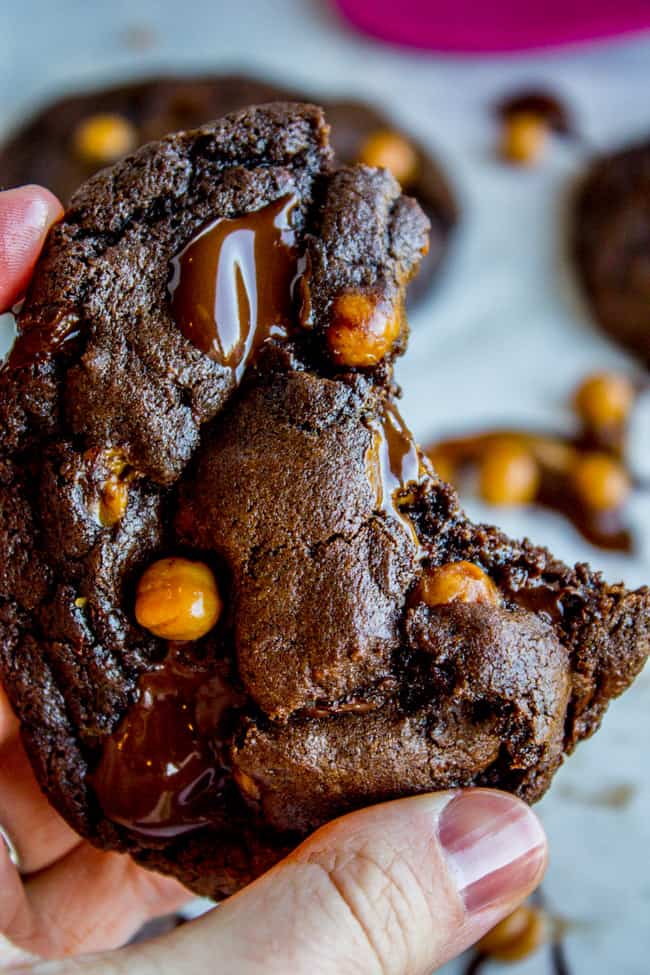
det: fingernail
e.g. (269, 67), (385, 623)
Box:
(438, 789), (547, 914)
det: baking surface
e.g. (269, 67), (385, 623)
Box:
(1, 3), (649, 972)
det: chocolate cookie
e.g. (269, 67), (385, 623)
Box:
(0, 104), (648, 900)
(573, 140), (650, 364)
(0, 73), (457, 305)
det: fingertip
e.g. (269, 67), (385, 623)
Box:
(3, 185), (64, 226)
(0, 184), (64, 311)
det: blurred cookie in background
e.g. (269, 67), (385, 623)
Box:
(0, 73), (457, 305)
(573, 140), (650, 366)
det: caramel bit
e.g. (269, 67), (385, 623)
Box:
(501, 112), (548, 166)
(479, 440), (540, 506)
(97, 449), (131, 527)
(233, 768), (261, 802)
(477, 904), (549, 962)
(135, 557), (222, 642)
(99, 479), (129, 527)
(570, 452), (631, 512)
(72, 113), (138, 165)
(357, 129), (418, 185)
(574, 371), (635, 430)
(327, 292), (402, 368)
(420, 561), (500, 608)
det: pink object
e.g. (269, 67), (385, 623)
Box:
(333, 0), (650, 52)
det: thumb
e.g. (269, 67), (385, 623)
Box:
(0, 185), (63, 312)
(27, 788), (547, 975)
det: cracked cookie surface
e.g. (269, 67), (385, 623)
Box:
(0, 103), (648, 899)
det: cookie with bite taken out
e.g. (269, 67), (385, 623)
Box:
(0, 103), (647, 898)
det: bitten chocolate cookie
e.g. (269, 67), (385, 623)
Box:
(573, 140), (650, 365)
(0, 104), (648, 900)
(0, 73), (457, 306)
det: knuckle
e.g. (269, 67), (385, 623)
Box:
(306, 837), (434, 975)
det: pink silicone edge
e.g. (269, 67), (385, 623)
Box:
(334, 0), (650, 53)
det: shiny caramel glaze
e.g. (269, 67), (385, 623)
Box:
(168, 195), (298, 379)
(90, 647), (245, 838)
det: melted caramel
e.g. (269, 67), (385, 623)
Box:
(503, 577), (576, 625)
(5, 310), (81, 370)
(90, 649), (244, 838)
(366, 401), (423, 546)
(168, 195), (297, 378)
(427, 429), (633, 553)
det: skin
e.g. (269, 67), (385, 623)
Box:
(0, 186), (547, 974)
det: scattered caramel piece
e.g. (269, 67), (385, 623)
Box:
(233, 768), (261, 801)
(74, 596), (88, 609)
(420, 561), (500, 607)
(570, 452), (631, 512)
(501, 112), (548, 166)
(135, 557), (222, 642)
(574, 371), (635, 430)
(357, 129), (418, 185)
(477, 904), (549, 962)
(72, 113), (138, 165)
(327, 292), (402, 368)
(479, 441), (540, 506)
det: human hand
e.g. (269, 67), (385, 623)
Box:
(0, 186), (190, 965)
(17, 788), (546, 975)
(0, 185), (547, 975)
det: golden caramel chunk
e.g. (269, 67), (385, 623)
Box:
(72, 113), (138, 165)
(357, 129), (418, 185)
(327, 292), (402, 368)
(570, 452), (631, 512)
(135, 557), (222, 642)
(501, 112), (548, 165)
(420, 561), (500, 607)
(99, 477), (129, 527)
(95, 449), (130, 527)
(477, 904), (549, 961)
(479, 441), (540, 506)
(574, 371), (635, 429)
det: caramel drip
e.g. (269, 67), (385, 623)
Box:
(366, 401), (423, 547)
(90, 649), (244, 838)
(5, 310), (81, 370)
(168, 195), (298, 379)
